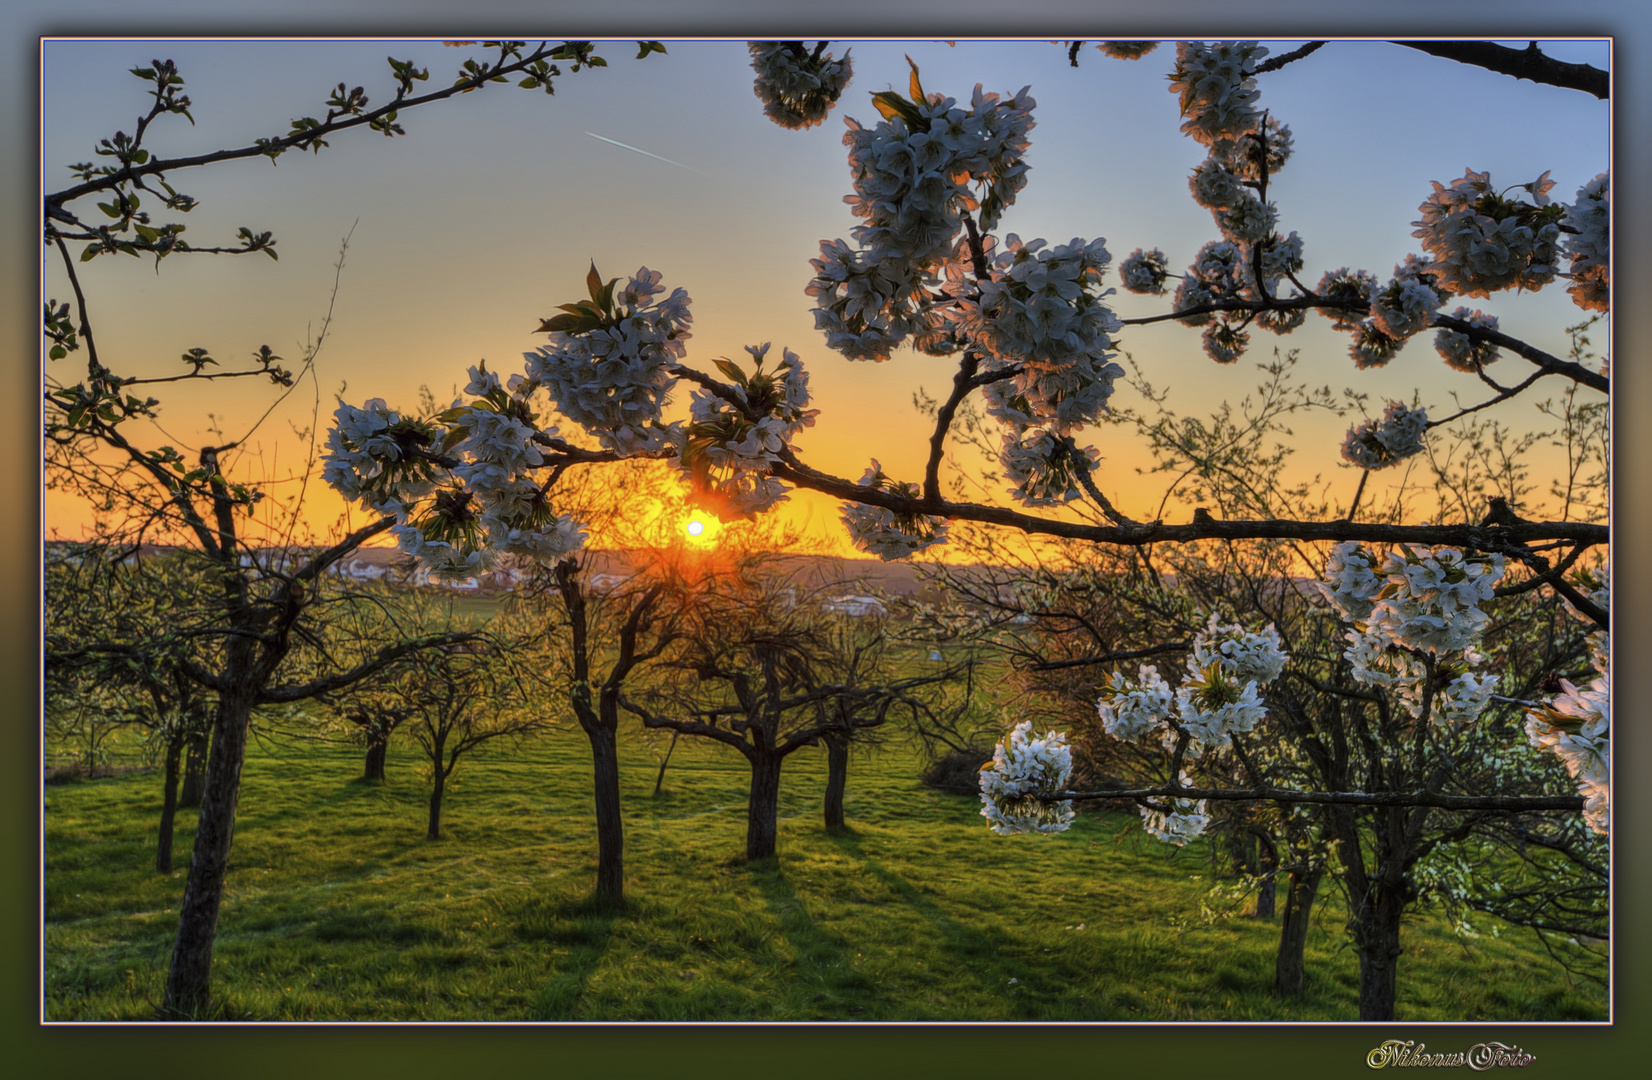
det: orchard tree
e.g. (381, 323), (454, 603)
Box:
(42, 41), (664, 1018)
(617, 559), (966, 859)
(45, 547), (217, 872)
(394, 639), (545, 841)
(318, 40), (1607, 1020)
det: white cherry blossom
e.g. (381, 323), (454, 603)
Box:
(979, 721), (1076, 835)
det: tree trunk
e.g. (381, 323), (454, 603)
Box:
(156, 735), (184, 874)
(1355, 882), (1407, 1020)
(746, 751), (783, 860)
(161, 674), (258, 1018)
(1273, 865), (1322, 998)
(427, 769), (445, 840)
(1255, 840), (1278, 919)
(652, 731), (679, 797)
(823, 733), (848, 833)
(179, 728), (209, 807)
(364, 737), (387, 782)
(587, 726), (625, 904)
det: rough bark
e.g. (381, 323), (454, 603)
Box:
(1255, 873), (1277, 920)
(1274, 865), (1323, 998)
(1356, 882), (1407, 1021)
(746, 751), (784, 860)
(588, 726), (626, 902)
(178, 728), (209, 807)
(823, 732), (849, 832)
(155, 735), (184, 874)
(1254, 833), (1278, 919)
(427, 768), (445, 840)
(363, 738), (387, 782)
(161, 663), (258, 1018)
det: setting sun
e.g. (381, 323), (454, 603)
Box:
(683, 509), (722, 547)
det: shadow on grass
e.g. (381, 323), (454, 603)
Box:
(231, 773), (409, 833)
(747, 857), (876, 1019)
(827, 830), (1073, 1020)
(512, 893), (622, 1020)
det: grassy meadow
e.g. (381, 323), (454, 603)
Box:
(42, 728), (1606, 1023)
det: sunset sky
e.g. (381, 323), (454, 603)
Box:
(41, 38), (1610, 555)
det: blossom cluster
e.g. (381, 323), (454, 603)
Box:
(322, 397), (441, 517)
(1319, 543), (1505, 727)
(323, 368), (592, 580)
(1171, 240), (1244, 327)
(1369, 255), (1449, 342)
(805, 238), (939, 362)
(1433, 307), (1501, 373)
(997, 425), (1096, 508)
(1140, 771), (1211, 847)
(950, 235), (1125, 432)
(748, 42), (852, 130)
(1368, 546), (1505, 655)
(1168, 43), (1307, 366)
(978, 721), (1077, 835)
(839, 460), (949, 561)
(525, 267), (691, 455)
(678, 343), (817, 516)
(1340, 401), (1429, 471)
(1168, 42), (1268, 147)
(1525, 565), (1610, 835)
(1174, 663), (1267, 754)
(1317, 541), (1380, 622)
(1191, 613), (1288, 685)
(1096, 665), (1174, 743)
(808, 77), (1036, 363)
(1097, 41), (1159, 61)
(1315, 268), (1380, 332)
(1119, 247), (1170, 295)
(1412, 169), (1563, 298)
(1562, 172), (1609, 313)
(1088, 613), (1288, 846)
(1096, 614), (1288, 762)
(1525, 676), (1609, 835)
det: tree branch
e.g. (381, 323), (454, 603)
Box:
(1392, 41), (1608, 99)
(769, 449), (1606, 550)
(44, 43), (574, 209)
(1064, 783), (1585, 812)
(257, 631), (482, 703)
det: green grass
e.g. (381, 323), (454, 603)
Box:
(43, 734), (1607, 1021)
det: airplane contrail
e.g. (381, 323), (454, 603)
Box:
(584, 131), (698, 172)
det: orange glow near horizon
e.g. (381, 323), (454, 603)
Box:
(682, 508), (722, 549)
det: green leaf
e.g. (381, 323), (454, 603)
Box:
(712, 358), (750, 386)
(539, 313), (601, 334)
(97, 202), (121, 219)
(80, 245), (98, 262)
(519, 77), (540, 88)
(906, 56), (925, 104)
(49, 345), (67, 361)
(131, 149), (149, 165)
(585, 261), (604, 303)
(557, 301), (605, 321)
(264, 248), (278, 260)
(66, 405), (87, 427)
(870, 91), (924, 127)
